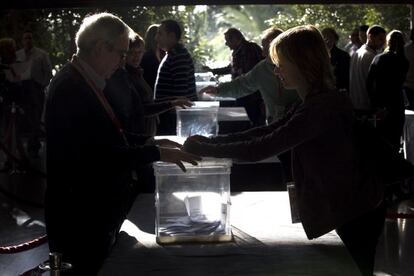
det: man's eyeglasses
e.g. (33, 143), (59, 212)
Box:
(114, 49), (128, 59)
(105, 42), (128, 59)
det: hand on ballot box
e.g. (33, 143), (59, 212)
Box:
(199, 85), (218, 96)
(186, 135), (212, 143)
(159, 147), (201, 172)
(172, 97), (193, 109)
(183, 135), (212, 156)
(155, 138), (183, 149)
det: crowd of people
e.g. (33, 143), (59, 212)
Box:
(1, 11), (414, 276)
(0, 30), (52, 171)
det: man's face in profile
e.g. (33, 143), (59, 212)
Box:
(224, 34), (239, 51)
(22, 32), (34, 50)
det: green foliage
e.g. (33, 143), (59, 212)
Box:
(0, 7), (181, 70)
(266, 4), (411, 49)
(0, 4), (411, 70)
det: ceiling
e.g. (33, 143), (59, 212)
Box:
(2, 0), (413, 9)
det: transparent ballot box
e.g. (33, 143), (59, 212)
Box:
(176, 103), (219, 137)
(154, 158), (232, 244)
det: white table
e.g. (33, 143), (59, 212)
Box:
(404, 110), (414, 164)
(99, 192), (361, 276)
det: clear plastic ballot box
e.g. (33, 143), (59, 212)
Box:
(176, 102), (219, 137)
(153, 158), (232, 244)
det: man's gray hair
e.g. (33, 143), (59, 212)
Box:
(76, 12), (133, 55)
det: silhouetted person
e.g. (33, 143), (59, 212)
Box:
(203, 28), (265, 126)
(344, 27), (362, 57)
(349, 25), (386, 112)
(45, 13), (200, 275)
(140, 24), (165, 91)
(404, 29), (414, 110)
(184, 25), (387, 276)
(16, 29), (52, 157)
(367, 30), (409, 153)
(359, 25), (369, 45)
(154, 19), (197, 135)
(322, 27), (350, 93)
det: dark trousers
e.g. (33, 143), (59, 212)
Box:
(235, 91), (266, 127)
(277, 150), (292, 183)
(336, 202), (386, 276)
(156, 110), (176, 135)
(22, 80), (44, 155)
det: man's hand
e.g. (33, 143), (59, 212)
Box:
(155, 139), (183, 149)
(159, 147), (202, 172)
(185, 135), (211, 143)
(171, 98), (193, 108)
(183, 135), (212, 155)
(201, 65), (212, 72)
(199, 86), (218, 96)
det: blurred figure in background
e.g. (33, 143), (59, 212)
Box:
(140, 24), (165, 91)
(0, 37), (28, 170)
(154, 19), (197, 135)
(202, 28), (265, 126)
(199, 26), (299, 183)
(344, 27), (362, 57)
(16, 29), (53, 158)
(126, 33), (192, 136)
(349, 25), (386, 113)
(367, 30), (409, 153)
(321, 27), (350, 93)
(358, 25), (369, 45)
(404, 29), (414, 110)
(200, 27), (299, 123)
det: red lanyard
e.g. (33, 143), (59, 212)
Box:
(70, 56), (129, 146)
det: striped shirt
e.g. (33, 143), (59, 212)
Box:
(154, 43), (197, 100)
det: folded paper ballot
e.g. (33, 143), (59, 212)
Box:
(160, 216), (221, 236)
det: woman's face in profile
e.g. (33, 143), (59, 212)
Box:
(273, 52), (302, 90)
(126, 43), (144, 68)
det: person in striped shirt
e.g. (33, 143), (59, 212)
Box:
(154, 19), (197, 135)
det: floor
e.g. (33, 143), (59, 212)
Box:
(0, 145), (413, 275)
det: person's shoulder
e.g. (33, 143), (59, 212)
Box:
(371, 52), (383, 63)
(405, 41), (414, 50)
(15, 48), (24, 60)
(244, 40), (262, 51)
(252, 59), (269, 72)
(374, 51), (398, 65)
(33, 47), (49, 56)
(48, 64), (84, 93)
(307, 90), (351, 108)
(356, 44), (372, 56)
(171, 44), (193, 62)
(336, 46), (350, 59)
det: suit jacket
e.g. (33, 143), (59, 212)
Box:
(45, 63), (160, 270)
